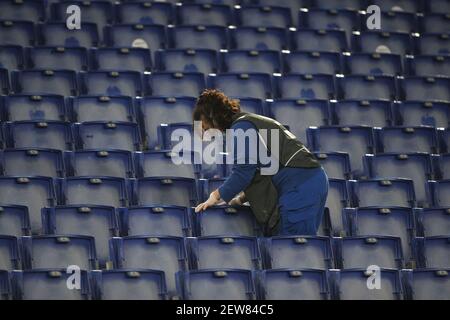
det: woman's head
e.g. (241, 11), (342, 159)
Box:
(193, 89), (241, 132)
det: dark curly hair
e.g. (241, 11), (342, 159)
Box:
(193, 89), (241, 131)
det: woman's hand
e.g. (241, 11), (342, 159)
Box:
(195, 189), (221, 213)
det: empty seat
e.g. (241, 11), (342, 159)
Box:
(91, 270), (167, 300)
(0, 67), (8, 94)
(0, 270), (10, 300)
(262, 236), (333, 269)
(232, 27), (288, 51)
(416, 208), (450, 237)
(92, 48), (151, 72)
(370, 0), (421, 13)
(401, 76), (450, 102)
(402, 269), (450, 300)
(4, 121), (73, 150)
(235, 98), (265, 115)
(308, 126), (375, 177)
(75, 122), (141, 152)
(421, 13), (450, 34)
(416, 33), (450, 56)
(407, 55), (450, 77)
(394, 101), (450, 128)
(335, 236), (404, 269)
(38, 22), (99, 48)
(0, 205), (30, 237)
(11, 70), (78, 96)
(365, 153), (433, 207)
(313, 152), (352, 180)
(238, 5), (292, 28)
(292, 29), (347, 53)
(269, 99), (330, 143)
(66, 150), (134, 178)
(0, 236), (20, 270)
(301, 8), (359, 40)
(111, 236), (188, 298)
(68, 96), (135, 123)
(155, 49), (218, 74)
(178, 269), (256, 300)
(1, 94), (65, 122)
(310, 0), (362, 10)
(137, 96), (195, 150)
(42, 205), (118, 268)
(27, 46), (89, 72)
(193, 0), (239, 5)
(0, 148), (64, 177)
(430, 180), (450, 207)
(0, 0), (45, 22)
(146, 72), (205, 97)
(222, 50), (282, 74)
(209, 73), (272, 100)
(51, 1), (113, 31)
(11, 269), (91, 300)
(132, 177), (198, 207)
(276, 74), (335, 100)
(59, 177), (129, 207)
(116, 2), (173, 25)
(258, 269), (329, 300)
(437, 154), (450, 180)
(135, 150), (198, 179)
(80, 71), (142, 97)
(345, 53), (403, 76)
(416, 236), (450, 269)
(105, 24), (166, 51)
(332, 100), (392, 127)
(177, 3), (233, 26)
(351, 179), (416, 208)
(0, 45), (24, 70)
(195, 206), (260, 237)
(0, 20), (35, 46)
(338, 75), (397, 100)
(324, 179), (351, 236)
(21, 235), (97, 270)
(284, 51), (342, 75)
(428, 0), (450, 13)
(119, 205), (191, 237)
(355, 31), (414, 56)
(170, 26), (228, 51)
(332, 269), (402, 300)
(442, 129), (450, 154)
(376, 11), (418, 33)
(376, 127), (439, 154)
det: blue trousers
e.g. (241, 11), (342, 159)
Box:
(278, 168), (329, 236)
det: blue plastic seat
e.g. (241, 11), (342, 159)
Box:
(313, 152), (352, 180)
(222, 50), (282, 74)
(375, 11), (418, 33)
(407, 55), (450, 77)
(170, 26), (228, 51)
(238, 5), (292, 28)
(338, 75), (397, 100)
(441, 129), (450, 154)
(134, 150), (198, 179)
(11, 70), (78, 96)
(0, 236), (21, 270)
(401, 76), (450, 102)
(255, 0), (308, 25)
(0, 45), (24, 70)
(421, 13), (450, 34)
(0, 270), (10, 300)
(332, 100), (392, 127)
(310, 0), (363, 10)
(92, 48), (152, 72)
(370, 0), (422, 13)
(51, 1), (113, 31)
(292, 29), (348, 53)
(116, 2), (173, 25)
(105, 24), (166, 51)
(177, 3), (233, 26)
(394, 101), (450, 128)
(234, 98), (265, 115)
(284, 51), (342, 75)
(416, 33), (450, 56)
(0, 205), (30, 237)
(209, 73), (272, 100)
(376, 127), (439, 154)
(0, 0), (45, 22)
(232, 26), (288, 51)
(416, 236), (450, 269)
(355, 31), (414, 56)
(345, 53), (403, 76)
(0, 20), (35, 46)
(1, 94), (66, 122)
(38, 22), (99, 48)
(80, 71), (143, 97)
(428, 0), (450, 13)
(276, 74), (336, 100)
(430, 180), (450, 207)
(402, 269), (450, 300)
(26, 47), (88, 72)
(0, 68), (8, 94)
(155, 49), (218, 74)
(0, 148), (64, 177)
(416, 208), (450, 237)
(146, 72), (205, 97)
(68, 96), (135, 123)
(437, 154), (450, 180)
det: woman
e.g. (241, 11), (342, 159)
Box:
(194, 89), (329, 236)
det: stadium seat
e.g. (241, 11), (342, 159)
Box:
(26, 47), (88, 72)
(313, 152), (352, 180)
(257, 269), (330, 300)
(436, 154), (450, 180)
(430, 180), (450, 207)
(310, 0), (363, 10)
(370, 0), (422, 13)
(177, 269), (256, 300)
(1, 94), (66, 122)
(364, 153), (434, 207)
(416, 33), (450, 56)
(11, 70), (78, 96)
(0, 270), (10, 300)
(0, 205), (30, 237)
(427, 0), (450, 13)
(170, 26), (228, 51)
(394, 101), (450, 128)
(268, 99), (330, 143)
(0, 148), (64, 177)
(0, 20), (35, 47)
(416, 208), (450, 237)
(238, 6), (292, 28)
(80, 71), (143, 97)
(276, 74), (336, 100)
(68, 96), (135, 123)
(331, 269), (403, 300)
(209, 73), (272, 100)
(146, 72), (205, 97)
(11, 269), (91, 300)
(337, 75), (397, 100)
(0, 0), (45, 22)
(59, 176), (129, 207)
(421, 13), (450, 34)
(222, 50), (282, 74)
(350, 179), (416, 208)
(91, 269), (167, 300)
(331, 100), (392, 127)
(401, 76), (450, 102)
(134, 150), (198, 179)
(0, 68), (8, 94)
(322, 179), (351, 236)
(21, 235), (97, 270)
(51, 1), (113, 31)
(137, 96), (195, 150)
(355, 31), (414, 56)
(345, 53), (403, 76)
(155, 49), (218, 74)
(132, 177), (199, 207)
(376, 127), (439, 154)
(402, 269), (450, 300)
(407, 55), (450, 77)
(335, 236), (404, 269)
(284, 51), (342, 75)
(116, 2), (173, 25)
(38, 22), (99, 48)
(75, 122), (142, 152)
(234, 98), (265, 115)
(177, 3), (233, 27)
(0, 235), (21, 270)
(105, 24), (166, 52)
(292, 29), (347, 53)
(232, 27), (288, 51)
(0, 45), (24, 70)
(375, 11), (418, 33)
(111, 236), (188, 298)
(262, 236), (333, 269)
(92, 48), (152, 72)
(42, 205), (118, 268)
(254, 0), (309, 25)
(441, 129), (450, 154)
(153, 122), (195, 152)
(415, 236), (450, 269)
(119, 205), (191, 237)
